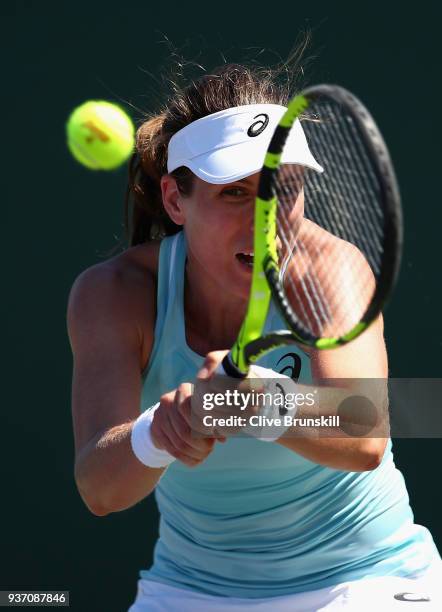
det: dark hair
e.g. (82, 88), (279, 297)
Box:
(125, 52), (309, 245)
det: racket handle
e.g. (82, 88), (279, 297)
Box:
(217, 354), (247, 378)
(215, 362), (227, 376)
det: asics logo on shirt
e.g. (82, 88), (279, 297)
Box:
(276, 353), (302, 416)
(276, 352), (302, 382)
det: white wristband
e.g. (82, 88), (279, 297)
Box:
(131, 403), (176, 468)
(243, 365), (299, 442)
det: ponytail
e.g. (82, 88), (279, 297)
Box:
(125, 114), (181, 245)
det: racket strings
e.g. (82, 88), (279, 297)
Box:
(277, 187), (374, 337)
(272, 99), (385, 338)
(307, 103), (384, 271)
(332, 113), (384, 264)
(277, 196), (367, 337)
(275, 199), (317, 329)
(307, 128), (380, 273)
(276, 193), (333, 335)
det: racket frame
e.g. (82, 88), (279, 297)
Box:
(222, 85), (402, 377)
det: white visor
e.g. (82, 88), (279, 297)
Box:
(167, 104), (323, 184)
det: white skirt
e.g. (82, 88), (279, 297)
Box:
(128, 555), (442, 611)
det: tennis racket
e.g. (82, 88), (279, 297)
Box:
(220, 84), (402, 378)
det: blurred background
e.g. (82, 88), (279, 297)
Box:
(3, 1), (441, 610)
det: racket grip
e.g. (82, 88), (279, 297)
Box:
(215, 362), (227, 376)
(217, 354), (247, 378)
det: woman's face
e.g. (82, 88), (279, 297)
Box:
(161, 167), (304, 301)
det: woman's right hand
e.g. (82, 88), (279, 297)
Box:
(150, 382), (226, 468)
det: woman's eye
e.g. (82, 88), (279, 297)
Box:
(222, 187), (247, 197)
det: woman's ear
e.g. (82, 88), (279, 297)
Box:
(161, 175), (186, 225)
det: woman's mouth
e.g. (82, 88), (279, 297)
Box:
(236, 252), (254, 268)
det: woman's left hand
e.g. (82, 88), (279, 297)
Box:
(191, 351), (264, 439)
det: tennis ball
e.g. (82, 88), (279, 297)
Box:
(66, 100), (135, 170)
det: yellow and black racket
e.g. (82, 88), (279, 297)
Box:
(220, 84), (402, 378)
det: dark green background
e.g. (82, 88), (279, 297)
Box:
(3, 1), (441, 610)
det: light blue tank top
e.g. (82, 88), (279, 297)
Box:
(139, 231), (438, 598)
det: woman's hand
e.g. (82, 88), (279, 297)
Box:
(191, 350), (265, 439)
(150, 351), (270, 466)
(150, 381), (226, 468)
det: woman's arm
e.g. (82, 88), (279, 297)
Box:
(68, 255), (218, 516)
(273, 228), (389, 471)
(197, 322), (388, 473)
(276, 316), (389, 471)
(68, 259), (165, 516)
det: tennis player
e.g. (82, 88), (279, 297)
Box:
(68, 63), (442, 610)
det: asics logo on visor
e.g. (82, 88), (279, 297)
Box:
(247, 113), (270, 137)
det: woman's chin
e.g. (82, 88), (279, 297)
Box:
(235, 255), (254, 275)
(230, 259), (253, 298)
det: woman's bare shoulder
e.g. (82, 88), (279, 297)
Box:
(299, 218), (352, 250)
(70, 241), (159, 296)
(67, 241), (161, 367)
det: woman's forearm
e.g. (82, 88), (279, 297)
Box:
(74, 422), (166, 516)
(275, 379), (389, 471)
(276, 435), (388, 471)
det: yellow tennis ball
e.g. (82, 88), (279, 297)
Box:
(66, 100), (135, 170)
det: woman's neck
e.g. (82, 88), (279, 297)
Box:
(183, 260), (248, 355)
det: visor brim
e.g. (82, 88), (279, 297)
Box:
(184, 137), (324, 185)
